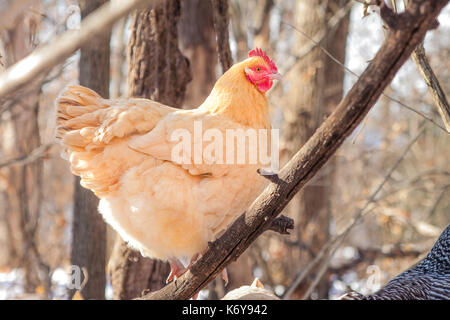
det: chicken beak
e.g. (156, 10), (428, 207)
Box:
(268, 72), (282, 81)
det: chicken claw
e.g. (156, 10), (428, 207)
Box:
(222, 268), (229, 287)
(167, 258), (186, 283)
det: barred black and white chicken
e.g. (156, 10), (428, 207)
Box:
(341, 225), (450, 300)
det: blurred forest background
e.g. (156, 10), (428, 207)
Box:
(0, 0), (448, 299)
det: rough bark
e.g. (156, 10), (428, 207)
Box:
(178, 0), (217, 107)
(139, 0), (448, 300)
(212, 0), (233, 72)
(281, 0), (350, 299)
(126, 0), (191, 106)
(108, 240), (170, 299)
(69, 0), (110, 300)
(108, 0), (191, 300)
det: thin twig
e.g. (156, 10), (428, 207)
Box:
(282, 21), (449, 134)
(424, 185), (449, 220)
(282, 207), (378, 299)
(0, 143), (55, 169)
(354, 0), (380, 5)
(328, 242), (426, 277)
(300, 125), (425, 300)
(0, 0), (160, 98)
(271, 1), (353, 92)
(0, 61), (71, 117)
(393, 0), (450, 131)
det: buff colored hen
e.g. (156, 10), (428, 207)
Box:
(56, 48), (281, 283)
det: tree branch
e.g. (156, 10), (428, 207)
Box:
(0, 0), (161, 98)
(0, 143), (54, 169)
(392, 0), (450, 132)
(283, 124), (424, 299)
(277, 6), (448, 134)
(297, 125), (425, 300)
(274, 0), (353, 89)
(267, 215), (294, 235)
(138, 0), (448, 300)
(328, 244), (426, 276)
(412, 44), (450, 131)
(281, 18), (448, 134)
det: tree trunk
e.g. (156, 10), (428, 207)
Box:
(0, 3), (50, 295)
(212, 0), (233, 72)
(69, 0), (110, 300)
(178, 0), (217, 107)
(252, 0), (274, 50)
(108, 0), (191, 299)
(282, 0), (350, 299)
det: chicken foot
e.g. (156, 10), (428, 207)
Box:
(167, 252), (228, 299)
(167, 258), (186, 283)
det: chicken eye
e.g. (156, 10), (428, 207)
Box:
(256, 67), (261, 72)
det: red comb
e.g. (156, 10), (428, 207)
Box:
(248, 48), (277, 72)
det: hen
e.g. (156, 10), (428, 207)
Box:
(56, 48), (281, 283)
(341, 224), (450, 300)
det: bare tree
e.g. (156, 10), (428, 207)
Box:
(0, 2), (50, 295)
(178, 0), (217, 107)
(69, 0), (110, 300)
(108, 0), (191, 299)
(212, 0), (233, 72)
(280, 0), (350, 299)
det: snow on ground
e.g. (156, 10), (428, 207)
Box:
(0, 267), (113, 300)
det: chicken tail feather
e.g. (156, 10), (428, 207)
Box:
(55, 85), (116, 196)
(55, 85), (172, 197)
(56, 85), (107, 140)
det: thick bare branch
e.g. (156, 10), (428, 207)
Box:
(136, 0), (448, 300)
(0, 0), (161, 98)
